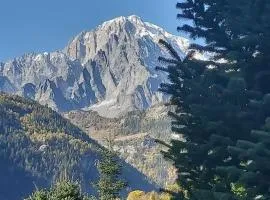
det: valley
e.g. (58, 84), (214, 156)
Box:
(0, 15), (187, 199)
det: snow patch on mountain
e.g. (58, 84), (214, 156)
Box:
(0, 15), (190, 117)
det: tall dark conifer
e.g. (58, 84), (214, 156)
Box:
(158, 40), (262, 199)
(176, 0), (270, 93)
(95, 137), (126, 200)
(158, 0), (270, 199)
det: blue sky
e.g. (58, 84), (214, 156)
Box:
(0, 0), (182, 61)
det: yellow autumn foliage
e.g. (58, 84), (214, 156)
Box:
(127, 190), (172, 200)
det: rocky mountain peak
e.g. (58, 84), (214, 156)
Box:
(0, 16), (190, 117)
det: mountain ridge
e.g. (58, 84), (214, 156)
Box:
(0, 15), (189, 117)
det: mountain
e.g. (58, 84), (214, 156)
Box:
(65, 104), (179, 187)
(0, 16), (190, 197)
(0, 15), (189, 117)
(0, 93), (156, 200)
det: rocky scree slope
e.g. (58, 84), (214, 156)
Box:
(65, 104), (182, 187)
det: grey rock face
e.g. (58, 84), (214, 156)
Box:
(0, 15), (189, 117)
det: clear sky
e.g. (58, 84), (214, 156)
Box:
(0, 0), (182, 62)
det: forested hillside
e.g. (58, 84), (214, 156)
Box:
(0, 92), (101, 199)
(0, 93), (157, 200)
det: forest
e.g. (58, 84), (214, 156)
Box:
(0, 93), (101, 199)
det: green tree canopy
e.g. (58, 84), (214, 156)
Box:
(157, 0), (270, 199)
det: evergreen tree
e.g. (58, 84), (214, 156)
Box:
(176, 0), (270, 93)
(25, 180), (92, 200)
(157, 40), (263, 199)
(219, 102), (270, 199)
(49, 181), (86, 200)
(96, 137), (126, 200)
(157, 0), (270, 199)
(25, 190), (49, 200)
